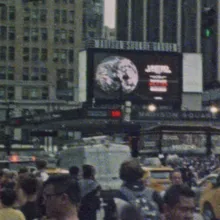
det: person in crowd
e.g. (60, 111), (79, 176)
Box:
(105, 159), (162, 220)
(78, 164), (101, 220)
(17, 174), (42, 220)
(0, 170), (16, 189)
(163, 184), (203, 220)
(42, 174), (81, 220)
(35, 159), (49, 182)
(69, 166), (80, 181)
(0, 188), (25, 220)
(18, 167), (29, 179)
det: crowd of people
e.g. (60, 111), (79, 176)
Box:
(0, 155), (218, 220)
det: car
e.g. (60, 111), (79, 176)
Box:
(199, 174), (220, 220)
(142, 166), (173, 192)
(193, 173), (218, 210)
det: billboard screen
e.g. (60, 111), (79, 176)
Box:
(87, 49), (182, 105)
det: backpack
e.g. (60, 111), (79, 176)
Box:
(115, 187), (160, 220)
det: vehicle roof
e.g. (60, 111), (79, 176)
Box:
(142, 166), (174, 171)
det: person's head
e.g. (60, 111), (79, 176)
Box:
(0, 188), (17, 207)
(36, 159), (47, 170)
(119, 159), (144, 183)
(17, 175), (39, 205)
(164, 184), (195, 220)
(170, 170), (183, 185)
(82, 164), (95, 179)
(69, 166), (79, 178)
(42, 174), (81, 219)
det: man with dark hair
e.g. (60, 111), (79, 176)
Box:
(0, 188), (25, 220)
(42, 174), (81, 220)
(170, 169), (183, 186)
(107, 159), (162, 220)
(78, 164), (101, 220)
(163, 184), (197, 220)
(69, 166), (80, 181)
(17, 175), (42, 220)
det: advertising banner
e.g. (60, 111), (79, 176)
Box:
(87, 49), (182, 105)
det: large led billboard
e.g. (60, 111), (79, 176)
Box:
(87, 49), (182, 105)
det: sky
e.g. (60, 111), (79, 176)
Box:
(104, 0), (116, 28)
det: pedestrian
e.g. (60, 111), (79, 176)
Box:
(35, 159), (49, 182)
(78, 164), (101, 220)
(0, 188), (25, 220)
(42, 174), (81, 220)
(163, 184), (202, 220)
(69, 166), (80, 181)
(105, 159), (161, 220)
(17, 174), (42, 220)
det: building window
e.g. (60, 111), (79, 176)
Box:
(41, 48), (47, 61)
(42, 87), (48, 99)
(0, 66), (6, 79)
(55, 0), (60, 3)
(8, 47), (15, 61)
(41, 28), (47, 40)
(53, 49), (59, 62)
(8, 27), (15, 40)
(24, 8), (30, 22)
(41, 68), (48, 81)
(7, 86), (14, 100)
(32, 48), (39, 61)
(60, 50), (67, 63)
(54, 9), (60, 23)
(54, 29), (60, 42)
(0, 47), (6, 61)
(69, 11), (74, 23)
(40, 9), (47, 22)
(32, 9), (39, 23)
(0, 26), (7, 40)
(23, 48), (29, 62)
(8, 66), (14, 80)
(63, 0), (68, 3)
(68, 50), (74, 63)
(23, 67), (29, 80)
(0, 87), (5, 99)
(69, 0), (74, 3)
(9, 6), (16, 20)
(88, 31), (95, 38)
(60, 30), (67, 42)
(0, 6), (7, 21)
(61, 10), (67, 23)
(31, 28), (38, 41)
(31, 67), (39, 80)
(24, 28), (30, 41)
(68, 69), (74, 82)
(69, 30), (74, 43)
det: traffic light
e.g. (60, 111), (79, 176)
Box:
(202, 7), (216, 38)
(110, 110), (122, 118)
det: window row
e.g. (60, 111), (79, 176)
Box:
(0, 26), (15, 41)
(24, 8), (47, 23)
(53, 49), (74, 63)
(0, 6), (15, 21)
(22, 87), (49, 100)
(0, 86), (14, 100)
(54, 0), (74, 3)
(0, 66), (14, 80)
(23, 67), (48, 81)
(24, 28), (48, 42)
(54, 29), (74, 43)
(54, 10), (74, 24)
(57, 68), (74, 82)
(0, 46), (15, 61)
(23, 47), (48, 62)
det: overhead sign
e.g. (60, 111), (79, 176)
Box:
(132, 111), (220, 121)
(86, 40), (178, 52)
(87, 48), (182, 106)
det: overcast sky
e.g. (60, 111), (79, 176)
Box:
(104, 0), (116, 28)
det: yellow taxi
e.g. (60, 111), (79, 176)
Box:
(142, 166), (173, 192)
(46, 167), (69, 175)
(199, 174), (220, 219)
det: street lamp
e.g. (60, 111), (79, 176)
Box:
(210, 105), (218, 114)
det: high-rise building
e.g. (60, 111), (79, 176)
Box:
(0, 0), (103, 144)
(116, 0), (219, 90)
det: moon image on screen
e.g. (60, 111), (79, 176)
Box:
(95, 56), (139, 94)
